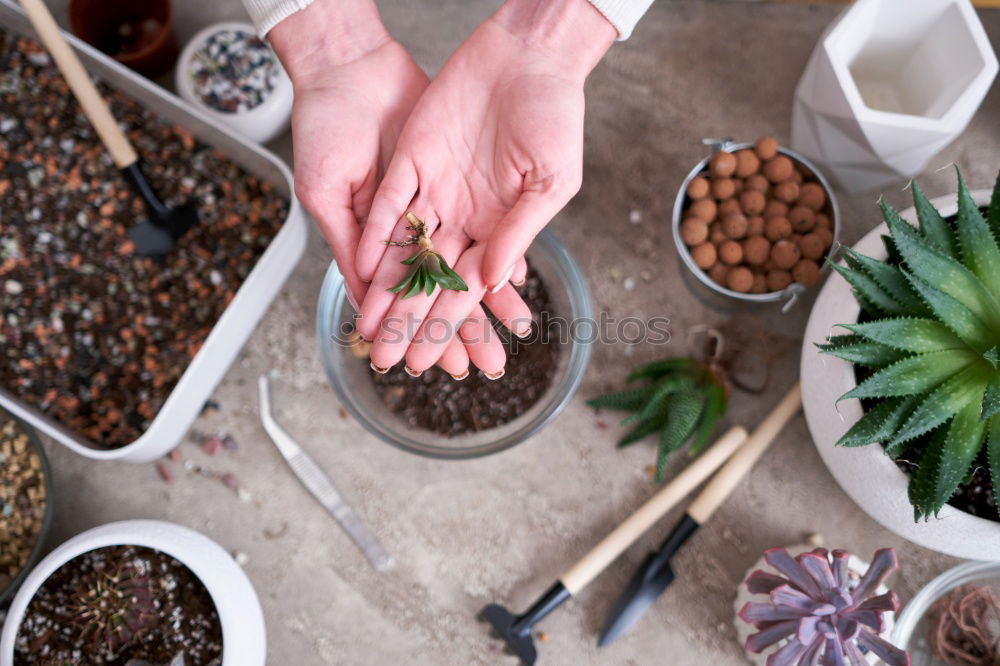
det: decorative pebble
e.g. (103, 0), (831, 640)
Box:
(628, 210), (642, 224)
(623, 277), (636, 292)
(187, 28), (281, 114)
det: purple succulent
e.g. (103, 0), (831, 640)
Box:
(738, 547), (909, 666)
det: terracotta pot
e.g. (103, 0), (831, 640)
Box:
(69, 0), (177, 78)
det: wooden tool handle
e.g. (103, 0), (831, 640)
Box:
(687, 383), (802, 524)
(559, 425), (748, 595)
(18, 0), (137, 168)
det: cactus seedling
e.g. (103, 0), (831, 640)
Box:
(818, 169), (1000, 520)
(738, 547), (908, 666)
(385, 213), (468, 298)
(587, 331), (731, 481)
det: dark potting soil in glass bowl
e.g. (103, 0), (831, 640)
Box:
(14, 545), (222, 664)
(0, 31), (288, 449)
(318, 229), (593, 459)
(370, 269), (559, 436)
(853, 208), (997, 521)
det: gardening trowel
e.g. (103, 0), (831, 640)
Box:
(480, 426), (750, 664)
(19, 0), (198, 256)
(599, 384), (803, 646)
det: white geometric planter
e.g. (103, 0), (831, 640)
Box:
(791, 0), (998, 193)
(0, 520), (266, 665)
(800, 190), (1000, 561)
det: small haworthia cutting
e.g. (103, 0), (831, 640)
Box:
(818, 169), (1000, 521)
(738, 547), (908, 666)
(586, 358), (728, 481)
(386, 213), (468, 299)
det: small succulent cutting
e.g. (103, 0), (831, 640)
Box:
(738, 546), (908, 666)
(818, 169), (1000, 521)
(386, 213), (468, 298)
(587, 354), (728, 481)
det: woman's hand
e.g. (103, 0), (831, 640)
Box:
(270, 0), (429, 311)
(354, 0), (616, 374)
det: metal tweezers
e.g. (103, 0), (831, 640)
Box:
(257, 375), (394, 571)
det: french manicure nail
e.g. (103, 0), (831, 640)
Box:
(483, 368), (505, 381)
(450, 369), (469, 381)
(511, 277), (526, 287)
(370, 362), (389, 374)
(514, 324), (532, 339)
(404, 366), (422, 378)
(489, 265), (515, 294)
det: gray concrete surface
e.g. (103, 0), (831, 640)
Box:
(25, 0), (1000, 664)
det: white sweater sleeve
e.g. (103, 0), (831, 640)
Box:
(242, 0), (315, 37)
(242, 0), (652, 40)
(586, 0), (654, 39)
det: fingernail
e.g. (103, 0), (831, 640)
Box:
(483, 368), (505, 381)
(489, 265), (515, 294)
(450, 369), (469, 381)
(404, 366), (422, 378)
(370, 362), (389, 374)
(511, 277), (526, 287)
(346, 291), (360, 311)
(514, 324), (532, 339)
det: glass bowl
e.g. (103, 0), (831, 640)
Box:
(0, 411), (55, 606)
(316, 229), (593, 459)
(891, 560), (1000, 666)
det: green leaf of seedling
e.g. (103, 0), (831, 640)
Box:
(437, 262), (468, 292)
(403, 268), (424, 299)
(909, 428), (948, 522)
(688, 380), (726, 455)
(983, 376), (1000, 422)
(984, 347), (999, 369)
(626, 359), (693, 383)
(904, 271), (995, 352)
(925, 400), (987, 519)
(911, 181), (957, 258)
(883, 199), (1000, 330)
(955, 170), (1000, 296)
(839, 349), (977, 402)
(989, 170), (1000, 240)
(830, 262), (905, 316)
(388, 264), (420, 293)
(655, 389), (705, 481)
(401, 252), (422, 266)
(424, 274), (436, 296)
(621, 375), (696, 426)
(618, 412), (669, 448)
(839, 247), (926, 313)
(816, 335), (906, 367)
(886, 364), (989, 453)
(839, 318), (965, 354)
(587, 387), (658, 412)
(836, 396), (918, 448)
(988, 416), (1000, 504)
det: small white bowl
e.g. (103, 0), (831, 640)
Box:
(176, 21), (292, 144)
(0, 519), (266, 665)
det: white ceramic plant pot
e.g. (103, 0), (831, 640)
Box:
(176, 22), (293, 145)
(733, 542), (894, 665)
(801, 190), (1000, 561)
(0, 520), (266, 666)
(791, 0), (998, 193)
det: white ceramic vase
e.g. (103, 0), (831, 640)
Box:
(800, 190), (1000, 561)
(0, 520), (266, 665)
(791, 0), (998, 193)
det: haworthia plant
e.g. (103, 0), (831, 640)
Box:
(818, 169), (1000, 521)
(587, 358), (727, 481)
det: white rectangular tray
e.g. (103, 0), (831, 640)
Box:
(0, 0), (308, 462)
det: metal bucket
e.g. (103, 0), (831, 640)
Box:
(671, 138), (842, 313)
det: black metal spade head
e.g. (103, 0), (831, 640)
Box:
(598, 552), (676, 647)
(479, 582), (570, 665)
(480, 604), (538, 665)
(121, 162), (198, 256)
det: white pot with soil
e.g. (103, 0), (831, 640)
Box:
(0, 519), (265, 665)
(801, 189), (1000, 561)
